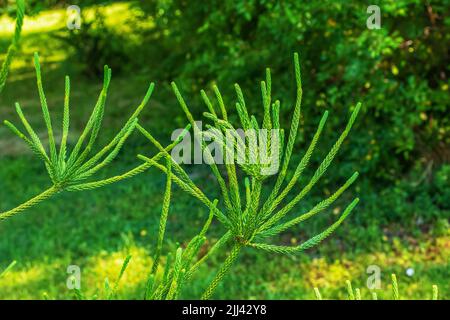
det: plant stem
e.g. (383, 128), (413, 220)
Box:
(186, 231), (232, 280)
(201, 242), (242, 300)
(0, 0), (25, 93)
(0, 185), (60, 221)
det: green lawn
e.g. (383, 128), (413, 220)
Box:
(0, 5), (448, 300)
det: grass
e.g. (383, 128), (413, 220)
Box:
(0, 5), (448, 300)
(0, 72), (447, 299)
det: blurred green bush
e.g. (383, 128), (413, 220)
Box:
(1, 0), (448, 233)
(53, 7), (130, 77)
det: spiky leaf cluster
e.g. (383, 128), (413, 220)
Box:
(139, 53), (361, 299)
(142, 159), (216, 300)
(0, 52), (154, 220)
(314, 274), (440, 300)
(142, 53), (360, 250)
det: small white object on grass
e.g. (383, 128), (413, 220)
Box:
(406, 268), (414, 277)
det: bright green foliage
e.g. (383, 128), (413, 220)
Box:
(58, 254), (132, 300)
(0, 261), (16, 279)
(432, 285), (439, 300)
(313, 287), (322, 300)
(346, 280), (355, 300)
(140, 0), (449, 170)
(29, 151), (218, 301)
(136, 1), (449, 230)
(0, 2), (446, 300)
(0, 0), (25, 94)
(392, 273), (399, 300)
(136, 158), (217, 300)
(0, 53), (158, 221)
(140, 53), (361, 299)
(107, 254), (132, 300)
(314, 274), (440, 300)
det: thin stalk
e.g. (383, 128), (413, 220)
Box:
(201, 243), (242, 300)
(186, 231), (233, 280)
(0, 185), (60, 221)
(150, 160), (172, 277)
(244, 179), (263, 238)
(66, 162), (152, 191)
(0, 0), (25, 93)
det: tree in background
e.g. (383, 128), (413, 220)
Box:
(135, 0), (449, 227)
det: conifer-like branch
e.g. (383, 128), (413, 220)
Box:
(140, 53), (362, 299)
(0, 53), (181, 221)
(314, 275), (439, 300)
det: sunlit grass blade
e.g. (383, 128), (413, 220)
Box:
(34, 53), (58, 165)
(72, 83), (155, 177)
(261, 104), (361, 229)
(166, 248), (183, 299)
(213, 85), (228, 121)
(107, 254), (132, 300)
(65, 66), (112, 170)
(234, 83), (251, 130)
(355, 288), (362, 300)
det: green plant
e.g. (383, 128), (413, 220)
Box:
(0, 0), (25, 94)
(54, 254), (132, 300)
(0, 261), (17, 280)
(314, 274), (440, 300)
(57, 157), (218, 301)
(135, 1), (450, 236)
(139, 53), (361, 299)
(0, 52), (183, 221)
(142, 159), (219, 300)
(53, 7), (130, 78)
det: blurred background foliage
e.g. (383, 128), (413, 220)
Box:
(0, 0), (448, 299)
(136, 0), (450, 225)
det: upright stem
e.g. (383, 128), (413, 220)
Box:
(201, 242), (242, 300)
(186, 231), (232, 280)
(0, 185), (60, 221)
